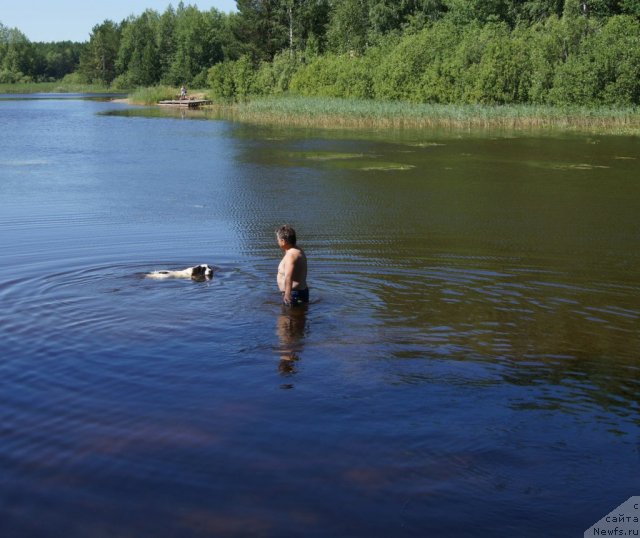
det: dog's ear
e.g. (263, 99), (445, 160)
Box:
(191, 265), (206, 280)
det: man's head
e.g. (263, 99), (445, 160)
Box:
(276, 224), (297, 247)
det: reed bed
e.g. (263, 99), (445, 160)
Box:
(128, 86), (178, 105)
(205, 96), (640, 134)
(0, 82), (112, 94)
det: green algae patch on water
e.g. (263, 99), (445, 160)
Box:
(325, 160), (416, 171)
(562, 163), (611, 170)
(298, 151), (367, 161)
(358, 162), (416, 171)
(404, 142), (447, 148)
(282, 151), (416, 172)
(524, 161), (612, 171)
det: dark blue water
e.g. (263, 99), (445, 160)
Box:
(1, 95), (638, 537)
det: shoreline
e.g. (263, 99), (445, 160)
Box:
(198, 98), (640, 135)
(4, 82), (636, 134)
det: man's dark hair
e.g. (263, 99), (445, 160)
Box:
(276, 224), (297, 246)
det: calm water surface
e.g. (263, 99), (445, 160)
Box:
(0, 96), (639, 537)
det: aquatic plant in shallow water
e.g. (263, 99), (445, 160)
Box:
(129, 85), (181, 105)
(282, 150), (415, 171)
(358, 162), (416, 171)
(204, 96), (640, 134)
(296, 151), (366, 161)
(524, 161), (611, 171)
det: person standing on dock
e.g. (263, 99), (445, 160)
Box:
(276, 225), (309, 306)
(180, 85), (187, 99)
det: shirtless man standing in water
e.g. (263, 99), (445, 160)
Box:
(276, 224), (308, 306)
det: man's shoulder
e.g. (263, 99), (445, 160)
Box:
(287, 247), (305, 260)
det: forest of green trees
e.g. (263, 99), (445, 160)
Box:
(1, 0), (639, 105)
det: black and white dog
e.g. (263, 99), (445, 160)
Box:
(146, 264), (214, 281)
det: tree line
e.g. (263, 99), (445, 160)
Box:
(2, 1), (639, 105)
(0, 23), (83, 83)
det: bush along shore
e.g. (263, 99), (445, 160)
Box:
(199, 10), (640, 133)
(207, 15), (640, 109)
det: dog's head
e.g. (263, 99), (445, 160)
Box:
(191, 264), (214, 281)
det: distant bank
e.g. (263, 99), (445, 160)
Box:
(120, 86), (640, 135)
(2, 83), (638, 135)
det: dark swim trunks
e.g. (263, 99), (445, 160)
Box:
(284, 288), (309, 306)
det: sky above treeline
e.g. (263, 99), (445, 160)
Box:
(2, 0), (237, 43)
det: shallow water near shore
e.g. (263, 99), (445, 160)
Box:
(1, 96), (639, 537)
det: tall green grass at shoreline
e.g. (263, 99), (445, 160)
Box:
(204, 96), (640, 135)
(0, 83), (180, 103)
(0, 82), (113, 94)
(127, 86), (179, 105)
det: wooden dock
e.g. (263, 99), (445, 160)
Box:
(158, 99), (211, 109)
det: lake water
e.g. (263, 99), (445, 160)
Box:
(0, 95), (638, 537)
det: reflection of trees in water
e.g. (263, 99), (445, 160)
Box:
(276, 305), (308, 378)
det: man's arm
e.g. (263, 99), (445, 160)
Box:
(282, 251), (296, 305)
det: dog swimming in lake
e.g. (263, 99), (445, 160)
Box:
(146, 264), (214, 281)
